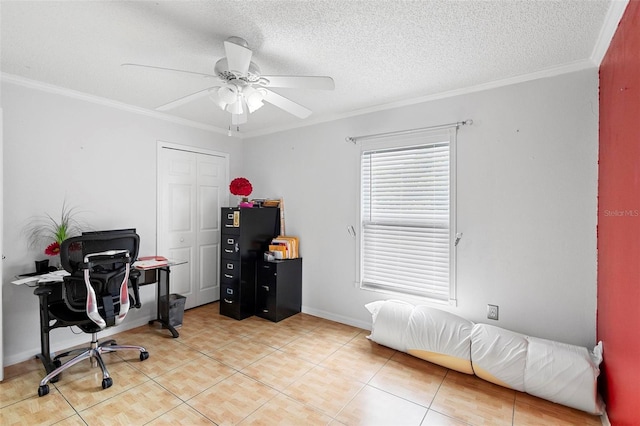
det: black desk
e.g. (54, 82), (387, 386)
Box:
(18, 260), (185, 376)
(32, 283), (64, 376)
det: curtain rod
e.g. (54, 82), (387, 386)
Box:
(345, 119), (473, 144)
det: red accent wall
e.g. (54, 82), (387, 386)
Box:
(598, 1), (640, 424)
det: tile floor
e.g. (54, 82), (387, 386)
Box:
(1, 302), (603, 425)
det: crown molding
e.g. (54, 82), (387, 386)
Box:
(591, 0), (629, 65)
(0, 73), (230, 136)
(244, 59), (597, 139)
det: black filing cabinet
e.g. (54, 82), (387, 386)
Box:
(256, 258), (302, 322)
(220, 207), (280, 320)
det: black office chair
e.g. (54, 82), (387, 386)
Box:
(37, 233), (149, 397)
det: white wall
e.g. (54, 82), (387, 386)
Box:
(1, 79), (242, 366)
(243, 69), (599, 347)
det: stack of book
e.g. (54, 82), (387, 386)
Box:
(268, 236), (299, 259)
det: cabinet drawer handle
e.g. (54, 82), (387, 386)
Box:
(226, 263), (233, 269)
(262, 309), (269, 313)
(224, 224), (234, 227)
(227, 214), (234, 219)
(224, 298), (233, 304)
(227, 238), (235, 244)
(261, 285), (269, 291)
(224, 274), (233, 279)
(224, 249), (234, 253)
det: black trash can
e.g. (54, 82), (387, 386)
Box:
(160, 294), (187, 328)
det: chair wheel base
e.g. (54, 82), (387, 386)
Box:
(102, 377), (113, 389)
(140, 351), (149, 361)
(38, 385), (49, 397)
(49, 359), (62, 383)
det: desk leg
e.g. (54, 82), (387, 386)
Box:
(33, 287), (58, 377)
(148, 267), (179, 338)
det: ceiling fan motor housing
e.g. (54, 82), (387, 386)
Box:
(214, 58), (262, 83)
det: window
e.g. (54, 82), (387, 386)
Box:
(359, 129), (456, 303)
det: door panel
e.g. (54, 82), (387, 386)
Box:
(158, 146), (227, 310)
(160, 150), (196, 307)
(195, 155), (224, 305)
(169, 184), (193, 232)
(199, 244), (219, 293)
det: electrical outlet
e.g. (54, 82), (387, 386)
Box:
(487, 304), (499, 320)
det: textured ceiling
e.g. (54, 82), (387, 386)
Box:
(0, 0), (620, 137)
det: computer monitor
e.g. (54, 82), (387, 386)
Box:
(82, 228), (137, 236)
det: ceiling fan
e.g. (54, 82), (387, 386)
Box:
(122, 36), (334, 130)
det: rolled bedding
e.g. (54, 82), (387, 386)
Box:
(404, 305), (474, 374)
(366, 300), (474, 374)
(365, 300), (604, 415)
(470, 323), (529, 391)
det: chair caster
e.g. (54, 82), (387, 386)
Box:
(140, 351), (149, 361)
(38, 384), (50, 397)
(102, 377), (113, 389)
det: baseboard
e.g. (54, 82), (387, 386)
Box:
(600, 410), (610, 426)
(301, 305), (371, 331)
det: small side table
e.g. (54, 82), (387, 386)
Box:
(136, 260), (187, 338)
(256, 258), (302, 322)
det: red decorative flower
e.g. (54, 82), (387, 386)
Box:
(45, 241), (61, 256)
(229, 177), (253, 197)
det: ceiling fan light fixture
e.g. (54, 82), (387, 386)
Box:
(243, 86), (266, 113)
(208, 87), (228, 110)
(246, 98), (264, 114)
(226, 96), (244, 115)
(218, 84), (237, 104)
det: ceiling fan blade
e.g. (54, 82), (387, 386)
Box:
(156, 86), (217, 111)
(121, 63), (218, 79)
(224, 39), (253, 76)
(260, 75), (335, 90)
(262, 89), (312, 119)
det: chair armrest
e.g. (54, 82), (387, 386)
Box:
(34, 285), (54, 297)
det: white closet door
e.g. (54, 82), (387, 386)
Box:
(195, 154), (226, 306)
(158, 145), (227, 310)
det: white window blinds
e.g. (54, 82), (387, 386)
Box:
(360, 131), (454, 302)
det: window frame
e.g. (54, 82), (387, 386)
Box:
(356, 128), (458, 305)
